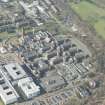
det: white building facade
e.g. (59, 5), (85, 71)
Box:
(18, 77), (40, 99)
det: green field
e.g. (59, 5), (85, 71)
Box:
(94, 19), (105, 39)
(70, 1), (105, 39)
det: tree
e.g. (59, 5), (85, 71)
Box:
(96, 52), (105, 73)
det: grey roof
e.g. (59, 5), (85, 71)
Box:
(40, 75), (66, 92)
(38, 60), (49, 71)
(23, 51), (37, 60)
(50, 56), (63, 65)
(47, 51), (57, 59)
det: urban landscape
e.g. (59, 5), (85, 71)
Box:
(0, 0), (105, 105)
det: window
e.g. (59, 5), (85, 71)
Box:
(27, 85), (32, 89)
(0, 75), (2, 78)
(7, 91), (12, 95)
(16, 71), (21, 75)
(3, 86), (9, 90)
(0, 80), (5, 85)
(13, 66), (17, 70)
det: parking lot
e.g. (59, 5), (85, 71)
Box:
(14, 86), (73, 105)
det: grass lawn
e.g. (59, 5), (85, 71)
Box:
(70, 1), (105, 39)
(70, 1), (105, 19)
(94, 19), (105, 39)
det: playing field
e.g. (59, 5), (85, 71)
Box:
(70, 1), (105, 39)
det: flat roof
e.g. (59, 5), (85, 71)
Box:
(4, 63), (27, 80)
(18, 77), (40, 97)
(0, 67), (19, 105)
(41, 74), (66, 92)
